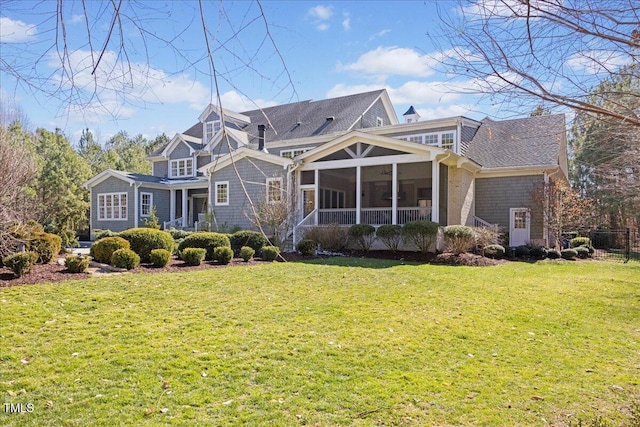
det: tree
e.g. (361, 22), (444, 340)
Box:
(32, 128), (92, 233)
(569, 63), (640, 228)
(436, 0), (639, 125)
(0, 123), (38, 256)
(247, 189), (297, 251)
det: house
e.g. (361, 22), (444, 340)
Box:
(83, 89), (568, 248)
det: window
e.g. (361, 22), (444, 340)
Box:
(280, 148), (310, 159)
(215, 181), (229, 206)
(376, 117), (384, 127)
(170, 158), (193, 178)
(441, 132), (455, 149)
(141, 192), (153, 217)
(98, 193), (127, 221)
(514, 211), (527, 229)
(267, 178), (283, 203)
(205, 120), (222, 143)
(424, 134), (439, 146)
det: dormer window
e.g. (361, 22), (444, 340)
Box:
(205, 120), (222, 143)
(170, 158), (194, 178)
(376, 117), (384, 127)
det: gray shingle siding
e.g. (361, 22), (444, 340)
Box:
(139, 188), (170, 225)
(353, 98), (390, 129)
(91, 177), (135, 235)
(475, 175), (543, 240)
(197, 155), (211, 169)
(460, 125), (478, 155)
(210, 158), (287, 231)
(169, 142), (192, 160)
(153, 160), (168, 178)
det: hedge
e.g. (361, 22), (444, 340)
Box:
(119, 228), (174, 263)
(177, 232), (231, 261)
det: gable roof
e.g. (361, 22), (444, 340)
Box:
(465, 114), (566, 169)
(83, 169), (165, 188)
(197, 146), (292, 175)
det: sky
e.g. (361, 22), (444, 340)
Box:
(0, 0), (623, 145)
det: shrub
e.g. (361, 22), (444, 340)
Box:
(110, 248), (140, 270)
(261, 245), (280, 261)
(177, 232), (231, 261)
(29, 232), (62, 263)
(296, 239), (317, 256)
(93, 229), (119, 240)
(376, 225), (403, 252)
(570, 236), (591, 248)
(119, 228), (174, 263)
(215, 246), (234, 265)
(575, 246), (591, 259)
(150, 249), (172, 267)
(182, 248), (206, 266)
(443, 225), (476, 255)
(167, 228), (192, 240)
(484, 244), (505, 259)
(474, 226), (502, 255)
(547, 249), (562, 259)
(239, 246), (255, 262)
(402, 221), (440, 254)
(230, 230), (269, 255)
(529, 246), (548, 260)
(514, 245), (531, 258)
(561, 248), (578, 260)
(90, 237), (130, 264)
(347, 224), (376, 252)
(304, 224), (348, 253)
(65, 255), (90, 273)
(52, 227), (79, 248)
(3, 252), (38, 277)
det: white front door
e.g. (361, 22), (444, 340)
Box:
(509, 208), (530, 246)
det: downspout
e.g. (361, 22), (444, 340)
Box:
(132, 182), (141, 228)
(432, 151), (452, 225)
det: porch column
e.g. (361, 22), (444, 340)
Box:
(391, 163), (398, 225)
(355, 166), (361, 224)
(181, 189), (188, 228)
(431, 160), (440, 223)
(170, 189), (176, 222)
(314, 169), (319, 225)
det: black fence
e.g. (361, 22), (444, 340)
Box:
(589, 228), (639, 262)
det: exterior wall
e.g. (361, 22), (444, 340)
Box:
(209, 158), (287, 231)
(169, 142), (192, 160)
(91, 177), (135, 236)
(210, 137), (237, 157)
(197, 154), (211, 169)
(447, 167), (475, 226)
(475, 175), (544, 242)
(139, 188), (170, 226)
(153, 160), (168, 178)
(439, 165), (448, 225)
(353, 99), (392, 129)
(460, 125), (478, 154)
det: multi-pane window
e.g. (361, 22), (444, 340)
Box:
(205, 120), (222, 143)
(280, 148), (310, 159)
(376, 117), (384, 127)
(514, 211), (527, 229)
(141, 193), (152, 217)
(424, 134), (439, 146)
(215, 181), (229, 206)
(267, 178), (282, 203)
(98, 193), (127, 220)
(397, 131), (457, 151)
(170, 158), (193, 178)
(441, 132), (455, 149)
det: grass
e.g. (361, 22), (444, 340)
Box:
(1, 258), (639, 426)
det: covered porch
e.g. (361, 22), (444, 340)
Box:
(162, 186), (210, 231)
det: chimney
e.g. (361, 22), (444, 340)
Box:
(258, 124), (267, 153)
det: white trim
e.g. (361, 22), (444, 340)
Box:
(140, 192), (153, 217)
(215, 181), (229, 206)
(301, 153), (432, 171)
(83, 169), (135, 189)
(199, 146), (292, 174)
(161, 134), (198, 158)
(169, 157), (194, 178)
(198, 104), (251, 124)
(509, 207), (531, 246)
(204, 120), (222, 144)
(376, 116), (384, 127)
(134, 185), (139, 228)
(97, 192), (128, 221)
(280, 147), (312, 159)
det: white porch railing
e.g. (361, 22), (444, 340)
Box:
(318, 208), (356, 225)
(473, 216), (499, 231)
(305, 207), (433, 226)
(398, 207), (432, 224)
(163, 217), (183, 230)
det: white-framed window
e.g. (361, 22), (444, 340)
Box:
(376, 117), (384, 127)
(98, 192), (128, 221)
(141, 192), (153, 217)
(280, 147), (311, 159)
(397, 131), (457, 150)
(170, 158), (193, 178)
(266, 177), (283, 203)
(215, 181), (229, 206)
(205, 120), (222, 143)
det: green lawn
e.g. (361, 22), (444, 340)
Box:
(1, 259), (639, 426)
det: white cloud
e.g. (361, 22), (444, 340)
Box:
(0, 17), (37, 42)
(306, 5), (334, 31)
(415, 104), (478, 121)
(217, 90), (278, 112)
(70, 14), (84, 24)
(369, 29), (390, 41)
(566, 50), (629, 75)
(342, 13), (351, 31)
(461, 0), (556, 18)
(338, 46), (442, 78)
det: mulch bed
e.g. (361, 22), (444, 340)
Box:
(0, 251), (504, 287)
